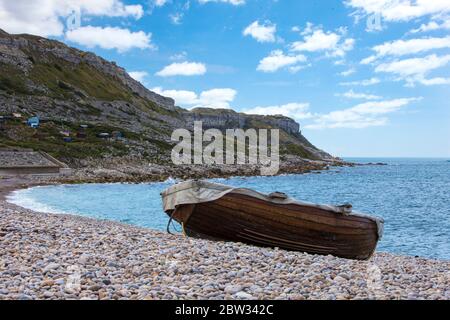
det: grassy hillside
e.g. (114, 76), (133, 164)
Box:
(0, 29), (333, 167)
(0, 119), (157, 163)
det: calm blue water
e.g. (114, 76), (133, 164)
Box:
(7, 158), (450, 260)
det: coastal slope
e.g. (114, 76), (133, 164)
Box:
(0, 29), (338, 180)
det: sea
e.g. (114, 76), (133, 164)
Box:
(7, 158), (450, 260)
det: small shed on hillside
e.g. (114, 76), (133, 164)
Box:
(97, 132), (110, 139)
(27, 116), (40, 128)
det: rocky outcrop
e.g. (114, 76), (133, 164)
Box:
(184, 108), (247, 129)
(182, 108), (333, 161)
(184, 108), (300, 135)
(251, 114), (300, 135)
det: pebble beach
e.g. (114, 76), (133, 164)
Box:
(0, 198), (449, 300)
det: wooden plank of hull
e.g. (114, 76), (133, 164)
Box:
(169, 193), (379, 260)
(172, 204), (195, 222)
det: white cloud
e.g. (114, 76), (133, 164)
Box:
(410, 18), (450, 33)
(78, 1), (143, 18)
(300, 22), (315, 36)
(339, 68), (356, 76)
(374, 54), (450, 86)
(257, 50), (307, 73)
(243, 20), (276, 43)
(289, 65), (308, 74)
(360, 56), (376, 65)
(152, 87), (199, 105)
(169, 12), (183, 25)
(154, 0), (169, 7)
(198, 88), (237, 109)
(0, 0), (143, 37)
(128, 71), (148, 83)
(244, 103), (314, 120)
(290, 24), (355, 57)
(198, 0), (246, 5)
(291, 29), (339, 51)
(66, 26), (154, 52)
(151, 87), (237, 109)
(346, 0), (450, 22)
(362, 36), (450, 64)
(155, 61), (207, 77)
(305, 98), (421, 129)
(338, 90), (382, 100)
(0, 1), (63, 37)
(170, 51), (188, 61)
(339, 78), (381, 86)
(419, 77), (450, 85)
(167, 1), (190, 25)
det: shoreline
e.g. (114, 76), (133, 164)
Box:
(4, 176), (449, 263)
(0, 176), (51, 201)
(1, 172), (449, 300)
(0, 156), (360, 198)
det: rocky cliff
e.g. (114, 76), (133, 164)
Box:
(184, 108), (299, 134)
(0, 29), (334, 167)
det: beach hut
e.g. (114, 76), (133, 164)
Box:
(27, 116), (40, 128)
(97, 132), (110, 139)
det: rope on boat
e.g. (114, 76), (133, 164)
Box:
(166, 213), (174, 235)
(166, 209), (181, 235)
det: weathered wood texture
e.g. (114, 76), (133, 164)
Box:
(166, 193), (379, 260)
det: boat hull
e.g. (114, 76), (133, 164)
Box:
(166, 192), (380, 260)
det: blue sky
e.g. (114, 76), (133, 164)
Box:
(1, 0), (449, 157)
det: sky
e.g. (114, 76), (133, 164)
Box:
(0, 0), (449, 157)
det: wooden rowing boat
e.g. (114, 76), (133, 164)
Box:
(161, 180), (383, 260)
